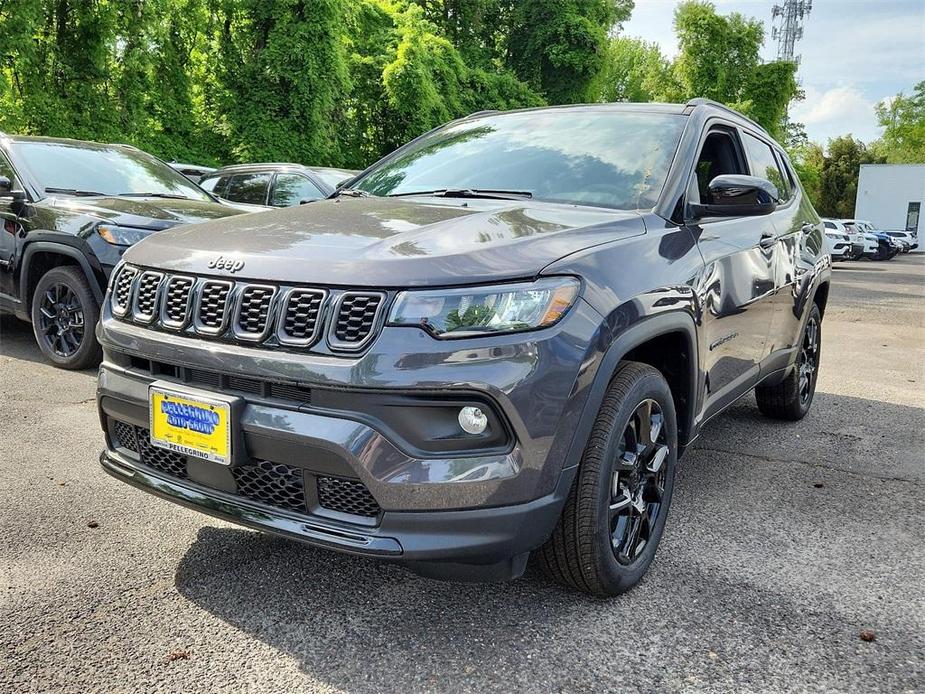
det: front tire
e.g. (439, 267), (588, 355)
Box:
(30, 266), (102, 370)
(755, 303), (821, 421)
(537, 361), (678, 597)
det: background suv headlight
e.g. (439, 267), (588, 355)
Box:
(97, 224), (153, 246)
(388, 277), (579, 338)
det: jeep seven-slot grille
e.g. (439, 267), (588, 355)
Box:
(134, 272), (163, 321)
(235, 285), (275, 337)
(332, 293), (384, 348)
(112, 265), (138, 315)
(197, 281), (232, 330)
(280, 289), (324, 344)
(109, 419), (380, 519)
(112, 266), (387, 352)
(162, 276), (194, 326)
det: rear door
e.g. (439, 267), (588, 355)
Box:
(223, 172), (272, 206)
(686, 123), (778, 418)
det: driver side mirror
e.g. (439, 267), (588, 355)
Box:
(689, 174), (778, 220)
(0, 175), (27, 205)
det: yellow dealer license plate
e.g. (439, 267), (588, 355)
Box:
(149, 386), (232, 465)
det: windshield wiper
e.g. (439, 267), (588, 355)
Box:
(330, 187), (371, 198)
(118, 192), (193, 200)
(44, 187), (107, 197)
(388, 188), (533, 200)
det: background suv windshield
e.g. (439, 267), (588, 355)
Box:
(355, 110), (686, 210)
(12, 141), (212, 201)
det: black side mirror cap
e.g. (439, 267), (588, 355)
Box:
(689, 174), (778, 220)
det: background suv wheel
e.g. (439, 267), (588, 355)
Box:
(30, 266), (102, 370)
(536, 361), (678, 597)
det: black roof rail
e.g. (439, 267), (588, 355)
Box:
(685, 98), (769, 135)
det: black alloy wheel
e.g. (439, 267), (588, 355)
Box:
(30, 266), (103, 369)
(609, 399), (670, 565)
(537, 361), (678, 596)
(797, 313), (820, 407)
(37, 282), (85, 358)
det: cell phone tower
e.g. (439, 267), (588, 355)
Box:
(771, 0), (812, 63)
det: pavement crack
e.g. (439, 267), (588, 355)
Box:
(692, 446), (921, 484)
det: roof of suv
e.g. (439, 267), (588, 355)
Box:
(207, 163), (356, 177)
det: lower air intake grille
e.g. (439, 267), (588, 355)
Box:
(136, 427), (188, 479)
(317, 476), (380, 518)
(112, 420), (137, 452)
(232, 461), (306, 514)
(332, 293), (383, 349)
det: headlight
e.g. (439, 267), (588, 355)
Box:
(388, 277), (580, 338)
(97, 224), (152, 246)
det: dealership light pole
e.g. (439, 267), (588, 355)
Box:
(771, 0), (812, 63)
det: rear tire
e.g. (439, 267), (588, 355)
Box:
(756, 303), (821, 421)
(536, 361), (678, 597)
(30, 266), (102, 370)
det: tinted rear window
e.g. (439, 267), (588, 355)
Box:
(225, 173), (270, 205)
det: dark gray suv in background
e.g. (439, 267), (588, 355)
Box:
(97, 99), (830, 596)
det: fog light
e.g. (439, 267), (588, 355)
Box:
(458, 406), (488, 435)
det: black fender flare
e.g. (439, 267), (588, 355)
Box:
(563, 310), (700, 471)
(21, 241), (105, 306)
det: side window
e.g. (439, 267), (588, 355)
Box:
(198, 176), (221, 194)
(772, 150), (794, 202)
(690, 129), (748, 205)
(269, 173), (324, 207)
(742, 133), (787, 202)
(225, 173), (271, 205)
(823, 221), (836, 229)
(0, 153), (18, 187)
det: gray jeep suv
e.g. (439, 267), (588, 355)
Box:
(97, 99), (830, 596)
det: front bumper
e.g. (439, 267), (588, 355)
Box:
(100, 447), (575, 580)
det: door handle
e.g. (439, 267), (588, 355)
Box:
(759, 232), (776, 249)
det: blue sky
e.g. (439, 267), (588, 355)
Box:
(620, 0), (925, 145)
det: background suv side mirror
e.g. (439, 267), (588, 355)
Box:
(689, 174), (778, 220)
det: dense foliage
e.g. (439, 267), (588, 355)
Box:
(4, 0), (916, 198)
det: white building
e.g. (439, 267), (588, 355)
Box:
(854, 164), (924, 235)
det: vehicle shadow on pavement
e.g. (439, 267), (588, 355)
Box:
(172, 390), (924, 692)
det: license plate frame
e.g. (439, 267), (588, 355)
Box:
(149, 383), (234, 466)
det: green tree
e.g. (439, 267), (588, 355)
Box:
(873, 81), (925, 164)
(665, 1), (798, 138)
(596, 37), (672, 103)
(816, 136), (884, 218)
(506, 0), (633, 103)
(788, 141), (824, 207)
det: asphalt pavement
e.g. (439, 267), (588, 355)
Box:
(1, 254), (923, 693)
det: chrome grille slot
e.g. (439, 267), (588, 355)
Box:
(161, 276), (194, 328)
(132, 271), (163, 323)
(111, 265), (137, 317)
(330, 292), (385, 350)
(234, 284), (276, 340)
(194, 280), (233, 334)
(277, 288), (325, 346)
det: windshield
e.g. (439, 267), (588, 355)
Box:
(354, 110), (686, 210)
(354, 109), (685, 210)
(11, 141), (212, 201)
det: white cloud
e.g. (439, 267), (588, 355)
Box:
(790, 85), (883, 145)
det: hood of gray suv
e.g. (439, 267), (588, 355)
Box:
(123, 196), (646, 286)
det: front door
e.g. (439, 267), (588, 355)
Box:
(687, 125), (779, 420)
(0, 152), (23, 297)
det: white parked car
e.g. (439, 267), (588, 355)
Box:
(822, 221), (852, 261)
(822, 219), (861, 260)
(841, 221), (879, 256)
